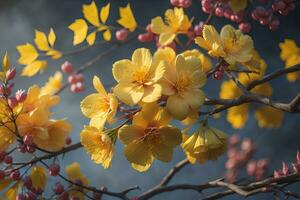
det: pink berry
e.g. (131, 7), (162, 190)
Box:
(239, 23), (251, 33)
(146, 24), (152, 33)
(213, 70), (224, 80)
(18, 144), (27, 153)
(215, 7), (224, 17)
(269, 20), (280, 31)
(75, 82), (85, 92)
(23, 176), (32, 189)
(23, 135), (33, 146)
(272, 1), (286, 11)
(259, 18), (269, 25)
(68, 75), (77, 84)
(229, 134), (240, 146)
(116, 29), (129, 41)
(61, 61), (74, 74)
(53, 182), (65, 195)
(10, 170), (20, 180)
(0, 170), (5, 180)
(66, 137), (72, 145)
(49, 163), (60, 176)
(6, 67), (16, 81)
(138, 32), (154, 42)
(75, 73), (84, 82)
(194, 22), (204, 36)
(170, 0), (179, 6)
(26, 145), (36, 153)
(70, 84), (79, 93)
(15, 90), (27, 102)
(4, 155), (13, 165)
(8, 97), (18, 108)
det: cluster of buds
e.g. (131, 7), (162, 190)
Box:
(0, 151), (21, 182)
(225, 134), (269, 182)
(138, 24), (155, 43)
(273, 151), (300, 178)
(15, 176), (44, 200)
(170, 0), (192, 8)
(61, 61), (85, 93)
(200, 0), (296, 33)
(213, 61), (228, 80)
(19, 134), (36, 154)
(0, 68), (27, 109)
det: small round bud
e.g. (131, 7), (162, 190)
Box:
(4, 155), (13, 165)
(26, 145), (36, 153)
(259, 18), (269, 26)
(75, 73), (84, 82)
(61, 61), (74, 74)
(239, 23), (251, 33)
(213, 70), (224, 80)
(10, 170), (20, 180)
(25, 191), (36, 200)
(53, 182), (65, 195)
(194, 22), (204, 36)
(215, 7), (224, 17)
(170, 0), (179, 6)
(49, 163), (60, 176)
(15, 90), (27, 102)
(138, 33), (154, 42)
(68, 75), (77, 84)
(6, 68), (16, 81)
(116, 29), (129, 41)
(23, 135), (34, 146)
(269, 20), (280, 31)
(66, 137), (72, 145)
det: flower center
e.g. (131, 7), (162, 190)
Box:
(174, 73), (191, 93)
(132, 68), (148, 85)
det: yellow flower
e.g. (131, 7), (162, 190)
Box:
(41, 71), (63, 95)
(69, 1), (111, 45)
(65, 162), (89, 200)
(117, 4), (137, 32)
(195, 25), (254, 65)
(182, 122), (228, 164)
(220, 73), (277, 129)
(181, 49), (212, 72)
(80, 126), (114, 169)
(81, 76), (118, 129)
(279, 39), (300, 82)
(22, 85), (60, 113)
(118, 103), (182, 172)
(160, 55), (207, 120)
(17, 108), (72, 151)
(112, 48), (165, 106)
(151, 7), (191, 45)
(255, 107), (284, 129)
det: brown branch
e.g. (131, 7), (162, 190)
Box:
(247, 64), (300, 91)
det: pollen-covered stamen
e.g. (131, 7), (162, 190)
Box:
(132, 68), (149, 85)
(174, 72), (191, 93)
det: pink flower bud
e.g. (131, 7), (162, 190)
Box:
(257, 158), (268, 169)
(292, 163), (300, 173)
(229, 134), (240, 146)
(138, 32), (154, 42)
(23, 135), (34, 146)
(247, 160), (257, 176)
(269, 20), (280, 31)
(26, 145), (36, 153)
(75, 73), (84, 82)
(146, 24), (152, 33)
(273, 170), (282, 178)
(49, 163), (60, 176)
(53, 182), (65, 195)
(239, 23), (251, 33)
(6, 67), (16, 81)
(8, 97), (18, 108)
(68, 75), (77, 84)
(116, 29), (129, 41)
(66, 137), (72, 145)
(10, 170), (20, 180)
(15, 89), (27, 102)
(61, 61), (74, 74)
(282, 161), (289, 175)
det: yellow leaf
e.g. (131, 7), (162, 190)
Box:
(30, 166), (47, 190)
(17, 43), (39, 65)
(0, 179), (13, 192)
(68, 19), (88, 45)
(117, 4), (137, 32)
(34, 30), (50, 51)
(2, 52), (9, 72)
(103, 29), (111, 41)
(21, 60), (47, 77)
(1, 182), (19, 200)
(87, 32), (97, 46)
(100, 3), (110, 24)
(83, 1), (100, 27)
(46, 49), (62, 59)
(229, 0), (247, 12)
(48, 28), (56, 47)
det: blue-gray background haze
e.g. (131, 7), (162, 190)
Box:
(0, 0), (299, 199)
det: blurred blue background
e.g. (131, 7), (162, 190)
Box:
(0, 0), (299, 199)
